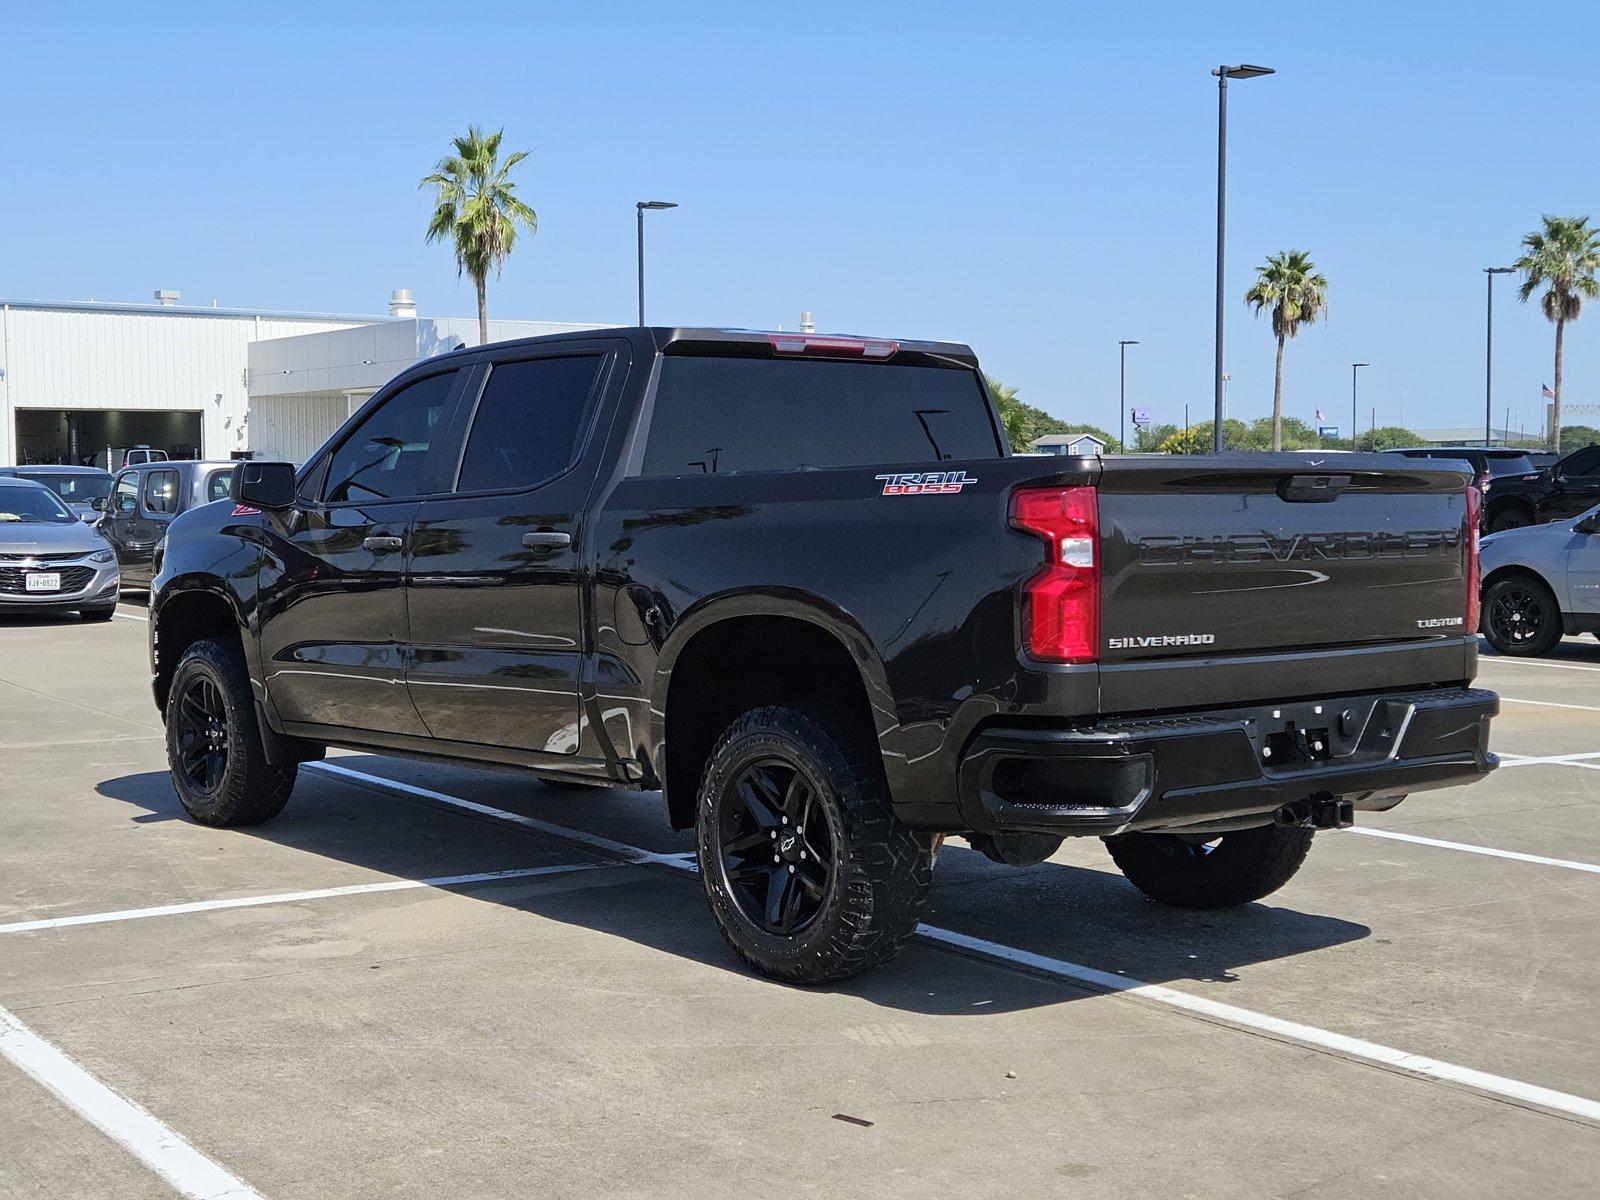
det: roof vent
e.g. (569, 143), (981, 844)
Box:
(154, 289), (181, 306)
(799, 310), (815, 333)
(389, 288), (417, 317)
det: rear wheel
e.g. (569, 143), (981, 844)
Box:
(1487, 507), (1532, 534)
(697, 705), (933, 985)
(165, 638), (297, 826)
(1105, 824), (1314, 909)
(1482, 575), (1563, 656)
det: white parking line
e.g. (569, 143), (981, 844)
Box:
(0, 1003), (264, 1199)
(0, 862), (607, 936)
(1496, 751), (1600, 770)
(1479, 655), (1600, 673)
(113, 609), (148, 623)
(310, 761), (1600, 1124)
(1344, 827), (1600, 875)
(917, 926), (1600, 1122)
(1499, 696), (1600, 714)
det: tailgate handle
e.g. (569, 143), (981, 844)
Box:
(1278, 474), (1352, 503)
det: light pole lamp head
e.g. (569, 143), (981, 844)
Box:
(1354, 362), (1370, 369)
(1119, 339), (1140, 347)
(1215, 63), (1275, 80)
(637, 200), (678, 211)
(1484, 266), (1515, 275)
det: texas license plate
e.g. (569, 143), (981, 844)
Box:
(25, 572), (61, 592)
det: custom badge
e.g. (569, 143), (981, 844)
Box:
(874, 470), (977, 496)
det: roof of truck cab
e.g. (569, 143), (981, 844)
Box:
(416, 326), (979, 365)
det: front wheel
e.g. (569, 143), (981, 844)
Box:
(696, 705), (933, 985)
(1105, 824), (1314, 909)
(165, 638), (297, 826)
(1482, 575), (1563, 656)
(1487, 508), (1532, 534)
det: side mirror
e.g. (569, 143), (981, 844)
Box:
(231, 461), (297, 510)
(89, 496), (106, 512)
(1576, 513), (1600, 535)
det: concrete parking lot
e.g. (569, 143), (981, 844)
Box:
(3, 605), (1599, 1199)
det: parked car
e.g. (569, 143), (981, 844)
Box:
(0, 465), (113, 522)
(1480, 444), (1600, 533)
(93, 445), (170, 471)
(0, 478), (120, 620)
(1478, 502), (1600, 655)
(1382, 446), (1540, 496)
(149, 327), (1497, 984)
(98, 460), (235, 588)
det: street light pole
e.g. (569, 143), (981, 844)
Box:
(1118, 340), (1139, 452)
(1351, 362), (1369, 449)
(635, 200), (678, 325)
(1211, 63), (1274, 453)
(1483, 266), (1515, 446)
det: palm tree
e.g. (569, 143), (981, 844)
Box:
(1514, 215), (1600, 453)
(1244, 250), (1328, 451)
(986, 378), (1030, 451)
(420, 126), (538, 345)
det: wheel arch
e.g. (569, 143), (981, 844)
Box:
(151, 582), (250, 714)
(650, 591), (897, 830)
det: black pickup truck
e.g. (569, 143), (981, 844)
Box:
(148, 327), (1498, 983)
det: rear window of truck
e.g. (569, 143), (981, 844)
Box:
(639, 356), (1002, 476)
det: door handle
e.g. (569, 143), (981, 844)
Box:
(522, 531), (572, 549)
(363, 535), (404, 553)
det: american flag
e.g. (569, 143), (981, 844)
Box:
(1315, 409), (1327, 421)
(1542, 382), (1556, 399)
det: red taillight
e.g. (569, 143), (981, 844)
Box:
(1465, 484), (1481, 632)
(1010, 486), (1099, 662)
(766, 333), (899, 360)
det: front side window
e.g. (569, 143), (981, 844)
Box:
(325, 371), (457, 504)
(456, 356), (604, 493)
(113, 474), (139, 515)
(639, 356), (1002, 476)
(1563, 447), (1600, 478)
(143, 470), (180, 515)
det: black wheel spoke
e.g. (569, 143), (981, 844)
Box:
(719, 755), (835, 938)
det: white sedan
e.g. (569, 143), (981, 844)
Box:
(1479, 502), (1600, 655)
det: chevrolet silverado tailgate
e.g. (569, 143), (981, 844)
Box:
(1096, 455), (1474, 662)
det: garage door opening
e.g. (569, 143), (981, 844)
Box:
(13, 409), (204, 466)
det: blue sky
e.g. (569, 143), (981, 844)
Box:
(6, 1), (1598, 438)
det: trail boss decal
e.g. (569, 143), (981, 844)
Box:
(875, 470), (977, 496)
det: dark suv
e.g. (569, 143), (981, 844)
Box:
(1479, 443), (1600, 533)
(1382, 446), (1539, 495)
(98, 461), (235, 587)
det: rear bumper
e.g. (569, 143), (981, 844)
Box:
(957, 686), (1498, 837)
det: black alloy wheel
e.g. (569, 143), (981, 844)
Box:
(175, 675), (230, 795)
(1482, 577), (1562, 656)
(717, 757), (835, 936)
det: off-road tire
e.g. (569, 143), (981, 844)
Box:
(696, 705), (933, 985)
(1105, 824), (1314, 909)
(165, 637), (297, 826)
(1481, 575), (1564, 657)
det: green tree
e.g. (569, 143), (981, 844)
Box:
(1556, 424), (1600, 451)
(1155, 425), (1207, 454)
(985, 378), (1120, 453)
(1514, 215), (1600, 453)
(1244, 250), (1329, 452)
(420, 126), (538, 346)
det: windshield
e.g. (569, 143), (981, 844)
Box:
(20, 473), (112, 503)
(0, 487), (77, 524)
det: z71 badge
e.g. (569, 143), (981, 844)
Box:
(875, 470), (977, 496)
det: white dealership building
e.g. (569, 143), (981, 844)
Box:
(0, 291), (608, 468)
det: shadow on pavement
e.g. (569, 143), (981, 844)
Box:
(95, 757), (1370, 1014)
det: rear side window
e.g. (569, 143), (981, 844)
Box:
(456, 355), (604, 493)
(143, 470), (179, 515)
(640, 357), (1002, 476)
(205, 469), (234, 503)
(326, 370), (457, 504)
